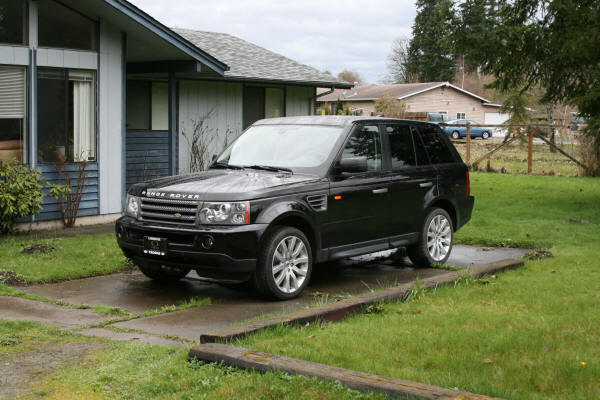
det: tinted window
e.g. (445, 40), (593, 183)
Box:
(386, 124), (416, 169)
(341, 125), (381, 171)
(418, 125), (455, 164)
(411, 127), (430, 166)
(0, 0), (27, 45)
(38, 0), (96, 50)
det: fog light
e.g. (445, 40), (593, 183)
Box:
(201, 235), (214, 249)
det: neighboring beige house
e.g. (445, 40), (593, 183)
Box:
(317, 82), (509, 124)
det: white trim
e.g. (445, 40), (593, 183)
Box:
(396, 82), (492, 104)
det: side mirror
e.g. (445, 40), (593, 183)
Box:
(337, 156), (368, 173)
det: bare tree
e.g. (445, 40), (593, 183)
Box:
(337, 69), (364, 85)
(387, 37), (415, 83)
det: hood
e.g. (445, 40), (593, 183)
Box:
(129, 169), (322, 201)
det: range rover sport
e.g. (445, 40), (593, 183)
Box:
(116, 116), (474, 300)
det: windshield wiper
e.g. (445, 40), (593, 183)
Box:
(244, 165), (293, 174)
(210, 162), (243, 170)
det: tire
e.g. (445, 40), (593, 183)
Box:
(451, 131), (460, 140)
(252, 226), (312, 300)
(407, 208), (454, 268)
(482, 131), (490, 139)
(137, 261), (190, 283)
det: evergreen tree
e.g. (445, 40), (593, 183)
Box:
(406, 0), (457, 82)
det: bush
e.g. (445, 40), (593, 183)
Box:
(374, 94), (406, 118)
(0, 160), (46, 233)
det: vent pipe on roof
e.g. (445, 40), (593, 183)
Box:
(353, 81), (358, 95)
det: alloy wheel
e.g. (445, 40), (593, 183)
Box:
(426, 214), (452, 262)
(271, 235), (309, 294)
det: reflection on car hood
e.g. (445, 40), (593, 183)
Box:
(130, 169), (321, 201)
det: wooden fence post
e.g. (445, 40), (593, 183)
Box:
(527, 129), (533, 174)
(466, 123), (471, 163)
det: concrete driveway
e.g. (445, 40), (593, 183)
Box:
(11, 245), (527, 341)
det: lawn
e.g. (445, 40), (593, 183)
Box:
(0, 320), (386, 400)
(235, 172), (600, 399)
(0, 233), (127, 284)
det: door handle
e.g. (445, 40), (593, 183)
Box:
(372, 188), (388, 194)
(419, 182), (433, 188)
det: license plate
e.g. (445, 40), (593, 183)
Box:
(143, 236), (168, 256)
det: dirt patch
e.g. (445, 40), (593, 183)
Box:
(0, 341), (105, 399)
(0, 270), (26, 285)
(524, 250), (554, 260)
(21, 243), (56, 254)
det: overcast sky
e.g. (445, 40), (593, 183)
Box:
(129, 0), (416, 84)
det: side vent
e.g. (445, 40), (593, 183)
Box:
(306, 194), (327, 212)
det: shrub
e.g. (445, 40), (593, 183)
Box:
(0, 160), (46, 233)
(374, 94), (406, 118)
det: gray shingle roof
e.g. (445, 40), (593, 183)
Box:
(173, 28), (351, 88)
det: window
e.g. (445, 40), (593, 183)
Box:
(0, 0), (27, 45)
(411, 127), (430, 166)
(386, 124), (416, 169)
(456, 112), (466, 119)
(418, 125), (455, 164)
(341, 125), (381, 171)
(38, 0), (96, 51)
(243, 86), (284, 129)
(0, 66), (27, 163)
(37, 68), (96, 163)
(125, 81), (168, 131)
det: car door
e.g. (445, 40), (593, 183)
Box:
(385, 123), (436, 244)
(324, 124), (391, 254)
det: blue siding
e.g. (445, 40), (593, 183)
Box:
(37, 163), (100, 221)
(126, 131), (170, 188)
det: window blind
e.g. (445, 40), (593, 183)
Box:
(0, 66), (26, 119)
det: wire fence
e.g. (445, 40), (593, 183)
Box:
(447, 124), (587, 176)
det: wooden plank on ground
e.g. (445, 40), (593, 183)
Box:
(189, 343), (504, 400)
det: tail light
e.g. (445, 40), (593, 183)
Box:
(466, 170), (471, 196)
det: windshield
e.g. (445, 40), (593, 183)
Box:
(215, 124), (345, 174)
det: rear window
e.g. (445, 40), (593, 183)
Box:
(418, 125), (456, 164)
(386, 124), (416, 169)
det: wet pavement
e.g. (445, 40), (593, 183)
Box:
(17, 245), (528, 340)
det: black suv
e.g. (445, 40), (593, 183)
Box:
(116, 116), (474, 299)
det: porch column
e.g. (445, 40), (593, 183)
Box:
(168, 72), (178, 175)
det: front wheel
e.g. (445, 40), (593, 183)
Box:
(407, 208), (454, 267)
(137, 261), (190, 283)
(451, 131), (460, 139)
(252, 226), (312, 300)
(482, 131), (490, 139)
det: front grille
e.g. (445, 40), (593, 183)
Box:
(139, 197), (199, 226)
(306, 194), (327, 212)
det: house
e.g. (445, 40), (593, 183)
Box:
(0, 0), (350, 228)
(316, 82), (509, 125)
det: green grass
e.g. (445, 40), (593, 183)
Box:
(0, 320), (387, 400)
(234, 172), (600, 399)
(0, 233), (128, 283)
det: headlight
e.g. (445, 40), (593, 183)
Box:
(199, 201), (249, 225)
(125, 195), (140, 218)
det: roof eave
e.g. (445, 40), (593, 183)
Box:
(103, 0), (229, 75)
(194, 74), (353, 88)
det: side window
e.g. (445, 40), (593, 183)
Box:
(418, 125), (456, 164)
(341, 125), (381, 171)
(411, 127), (430, 166)
(386, 124), (416, 169)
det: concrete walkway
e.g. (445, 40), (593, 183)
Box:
(4, 245), (528, 342)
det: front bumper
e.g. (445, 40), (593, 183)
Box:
(115, 216), (268, 280)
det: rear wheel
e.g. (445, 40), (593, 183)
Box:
(482, 131), (490, 139)
(451, 131), (460, 139)
(137, 261), (190, 282)
(407, 208), (453, 267)
(252, 226), (312, 300)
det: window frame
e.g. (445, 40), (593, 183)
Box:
(36, 66), (97, 164)
(0, 65), (28, 164)
(456, 112), (466, 119)
(125, 80), (169, 132)
(0, 0), (29, 46)
(242, 85), (286, 129)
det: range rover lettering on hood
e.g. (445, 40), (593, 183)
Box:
(142, 190), (201, 200)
